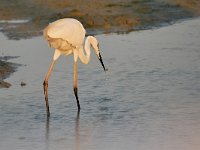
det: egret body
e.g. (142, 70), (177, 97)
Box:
(43, 18), (106, 116)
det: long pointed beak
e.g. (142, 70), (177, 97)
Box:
(98, 52), (107, 72)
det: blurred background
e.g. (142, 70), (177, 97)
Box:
(0, 0), (199, 39)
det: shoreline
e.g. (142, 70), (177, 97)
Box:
(0, 0), (199, 39)
(0, 60), (14, 88)
(0, 56), (19, 88)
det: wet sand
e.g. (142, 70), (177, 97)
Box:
(0, 16), (200, 150)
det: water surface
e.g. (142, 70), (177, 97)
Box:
(0, 18), (200, 150)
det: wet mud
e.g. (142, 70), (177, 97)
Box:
(0, 57), (18, 88)
(0, 0), (199, 40)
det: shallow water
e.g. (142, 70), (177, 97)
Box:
(0, 18), (200, 150)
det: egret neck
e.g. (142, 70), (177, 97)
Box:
(78, 36), (94, 64)
(78, 36), (106, 71)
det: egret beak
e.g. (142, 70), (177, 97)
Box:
(98, 52), (107, 72)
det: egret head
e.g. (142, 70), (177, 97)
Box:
(88, 36), (107, 72)
(88, 36), (98, 51)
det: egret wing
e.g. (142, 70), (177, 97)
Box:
(44, 18), (86, 48)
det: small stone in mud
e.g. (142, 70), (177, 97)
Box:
(20, 81), (26, 87)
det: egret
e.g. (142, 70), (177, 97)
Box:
(43, 18), (106, 116)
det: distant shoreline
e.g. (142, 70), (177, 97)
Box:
(0, 0), (199, 40)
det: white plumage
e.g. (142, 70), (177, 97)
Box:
(44, 18), (85, 48)
(43, 18), (106, 115)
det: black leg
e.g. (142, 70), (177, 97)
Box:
(43, 80), (50, 116)
(74, 87), (81, 110)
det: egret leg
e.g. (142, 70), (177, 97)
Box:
(73, 61), (81, 110)
(43, 60), (56, 116)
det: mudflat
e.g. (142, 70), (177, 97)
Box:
(0, 0), (199, 39)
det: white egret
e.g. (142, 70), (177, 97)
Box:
(43, 18), (106, 116)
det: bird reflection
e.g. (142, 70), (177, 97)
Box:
(45, 116), (50, 150)
(75, 110), (80, 150)
(45, 110), (81, 150)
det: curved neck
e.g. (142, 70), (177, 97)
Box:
(78, 36), (91, 64)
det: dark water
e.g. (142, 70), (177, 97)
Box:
(0, 18), (200, 150)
